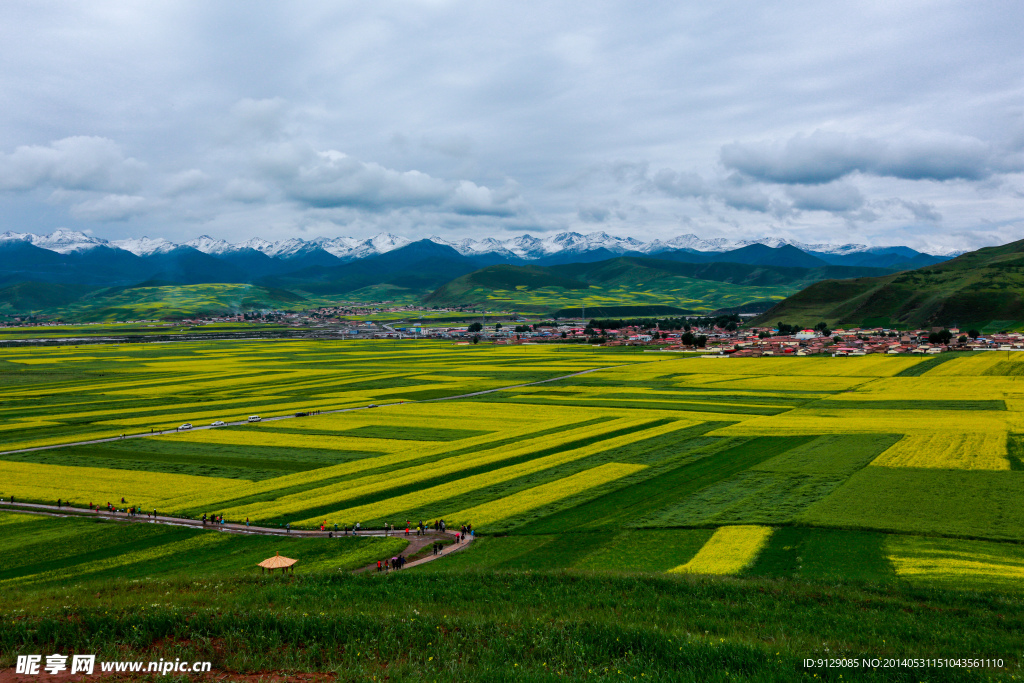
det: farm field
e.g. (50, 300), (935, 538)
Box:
(3, 345), (1024, 579)
(2, 342), (1023, 679)
(425, 272), (794, 314)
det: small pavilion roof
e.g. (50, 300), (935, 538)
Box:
(258, 552), (297, 569)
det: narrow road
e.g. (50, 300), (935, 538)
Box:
(0, 365), (623, 456)
(0, 500), (474, 570)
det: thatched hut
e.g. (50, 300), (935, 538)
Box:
(258, 552), (297, 574)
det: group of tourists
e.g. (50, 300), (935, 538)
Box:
(377, 555), (406, 572)
(202, 513), (226, 526)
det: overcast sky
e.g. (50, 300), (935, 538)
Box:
(1, 1), (1022, 251)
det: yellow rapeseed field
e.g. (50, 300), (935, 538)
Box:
(887, 536), (1024, 590)
(0, 460), (248, 508)
(668, 525), (773, 575)
(923, 353), (1021, 377)
(286, 420), (687, 526)
(448, 462), (647, 526)
(663, 356), (923, 377)
(871, 432), (1010, 470)
(709, 408), (1011, 437)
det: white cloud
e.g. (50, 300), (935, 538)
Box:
(69, 194), (148, 221)
(786, 182), (865, 212)
(721, 130), (1019, 184)
(165, 169), (208, 196)
(0, 136), (144, 193)
(287, 150), (449, 209)
(448, 180), (523, 216)
(224, 178), (270, 203)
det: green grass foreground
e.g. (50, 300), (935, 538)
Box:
(1, 571), (1020, 682)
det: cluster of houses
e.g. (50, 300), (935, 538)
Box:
(684, 327), (1024, 356)
(9, 307), (1024, 358)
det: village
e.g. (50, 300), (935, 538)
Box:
(4, 302), (1024, 356)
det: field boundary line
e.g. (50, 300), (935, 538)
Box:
(0, 365), (633, 457)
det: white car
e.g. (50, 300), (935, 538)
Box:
(247, 415), (262, 423)
(211, 420), (226, 427)
(178, 423), (193, 430)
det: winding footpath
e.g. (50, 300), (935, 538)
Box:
(0, 500), (472, 571)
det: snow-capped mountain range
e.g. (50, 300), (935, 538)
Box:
(0, 229), (963, 259)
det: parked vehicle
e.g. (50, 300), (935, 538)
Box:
(178, 423), (193, 430)
(295, 412), (308, 417)
(248, 415), (261, 422)
(367, 404), (378, 408)
(211, 420), (226, 427)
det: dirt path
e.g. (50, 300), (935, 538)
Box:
(0, 500), (473, 571)
(0, 365), (622, 456)
(354, 528), (472, 573)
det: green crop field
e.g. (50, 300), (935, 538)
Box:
(429, 274), (793, 314)
(1, 341), (1022, 680)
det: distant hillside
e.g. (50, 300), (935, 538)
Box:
(0, 281), (95, 312)
(660, 243), (830, 269)
(57, 283), (307, 322)
(751, 238), (1024, 329)
(260, 239), (480, 298)
(425, 256), (896, 314)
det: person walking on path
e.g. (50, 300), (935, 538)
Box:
(286, 522), (291, 533)
(246, 517), (249, 527)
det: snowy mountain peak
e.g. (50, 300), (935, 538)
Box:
(185, 235), (235, 255)
(367, 233), (411, 253)
(237, 237), (276, 255)
(110, 236), (176, 256)
(18, 229), (108, 253)
(0, 229), (957, 260)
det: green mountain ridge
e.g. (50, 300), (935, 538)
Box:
(0, 250), (917, 322)
(751, 238), (1024, 329)
(424, 257), (897, 314)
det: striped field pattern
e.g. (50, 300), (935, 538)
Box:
(3, 342), (1024, 589)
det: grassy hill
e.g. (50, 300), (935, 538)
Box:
(425, 257), (894, 314)
(0, 281), (96, 312)
(752, 238), (1024, 329)
(50, 283), (307, 321)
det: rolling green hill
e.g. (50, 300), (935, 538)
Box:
(752, 238), (1024, 329)
(0, 281), (96, 312)
(47, 283), (307, 322)
(425, 257), (895, 314)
